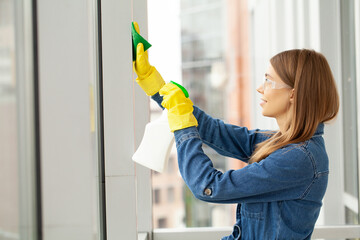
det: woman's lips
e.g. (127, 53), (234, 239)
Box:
(260, 98), (267, 106)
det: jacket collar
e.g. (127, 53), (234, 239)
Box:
(313, 123), (324, 137)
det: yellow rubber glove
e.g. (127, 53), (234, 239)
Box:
(159, 83), (198, 132)
(132, 22), (165, 96)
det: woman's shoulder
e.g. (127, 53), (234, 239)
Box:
(255, 146), (315, 181)
(268, 140), (328, 174)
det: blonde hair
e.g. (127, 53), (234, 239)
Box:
(250, 49), (339, 164)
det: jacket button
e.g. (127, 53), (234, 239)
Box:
(204, 188), (212, 196)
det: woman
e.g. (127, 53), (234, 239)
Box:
(133, 23), (339, 240)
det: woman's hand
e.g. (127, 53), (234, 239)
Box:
(132, 22), (165, 96)
(160, 82), (198, 132)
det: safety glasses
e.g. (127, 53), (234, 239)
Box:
(263, 77), (292, 90)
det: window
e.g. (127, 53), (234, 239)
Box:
(154, 189), (161, 204)
(3, 0), (360, 239)
(158, 218), (168, 228)
(148, 0), (360, 238)
(167, 187), (175, 203)
(149, 0), (234, 229)
(167, 155), (175, 174)
(30, 0), (102, 238)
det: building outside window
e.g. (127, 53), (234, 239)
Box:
(148, 0), (360, 232)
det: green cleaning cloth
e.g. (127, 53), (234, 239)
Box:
(132, 22), (152, 61)
(170, 81), (189, 98)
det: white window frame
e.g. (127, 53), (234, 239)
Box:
(100, 0), (152, 239)
(37, 0), (103, 239)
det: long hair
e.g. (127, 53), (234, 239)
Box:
(249, 49), (339, 164)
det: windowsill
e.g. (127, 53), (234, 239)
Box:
(153, 227), (232, 240)
(149, 225), (360, 239)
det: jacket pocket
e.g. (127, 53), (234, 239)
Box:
(241, 202), (264, 220)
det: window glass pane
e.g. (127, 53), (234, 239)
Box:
(0, 0), (37, 238)
(148, 0), (360, 231)
(149, 0), (233, 229)
(341, 0), (358, 198)
(0, 0), (21, 238)
(36, 1), (102, 238)
(341, 0), (359, 225)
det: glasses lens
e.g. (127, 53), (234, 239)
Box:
(264, 78), (270, 90)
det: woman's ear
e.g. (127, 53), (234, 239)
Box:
(289, 89), (295, 103)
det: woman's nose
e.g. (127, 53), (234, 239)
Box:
(256, 84), (264, 93)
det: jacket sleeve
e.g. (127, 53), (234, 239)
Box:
(151, 92), (268, 162)
(174, 127), (315, 204)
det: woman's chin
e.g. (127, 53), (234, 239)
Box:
(261, 110), (272, 118)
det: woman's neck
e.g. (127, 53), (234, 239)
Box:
(276, 116), (289, 134)
(276, 105), (293, 134)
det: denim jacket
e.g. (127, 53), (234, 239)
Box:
(152, 93), (328, 240)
